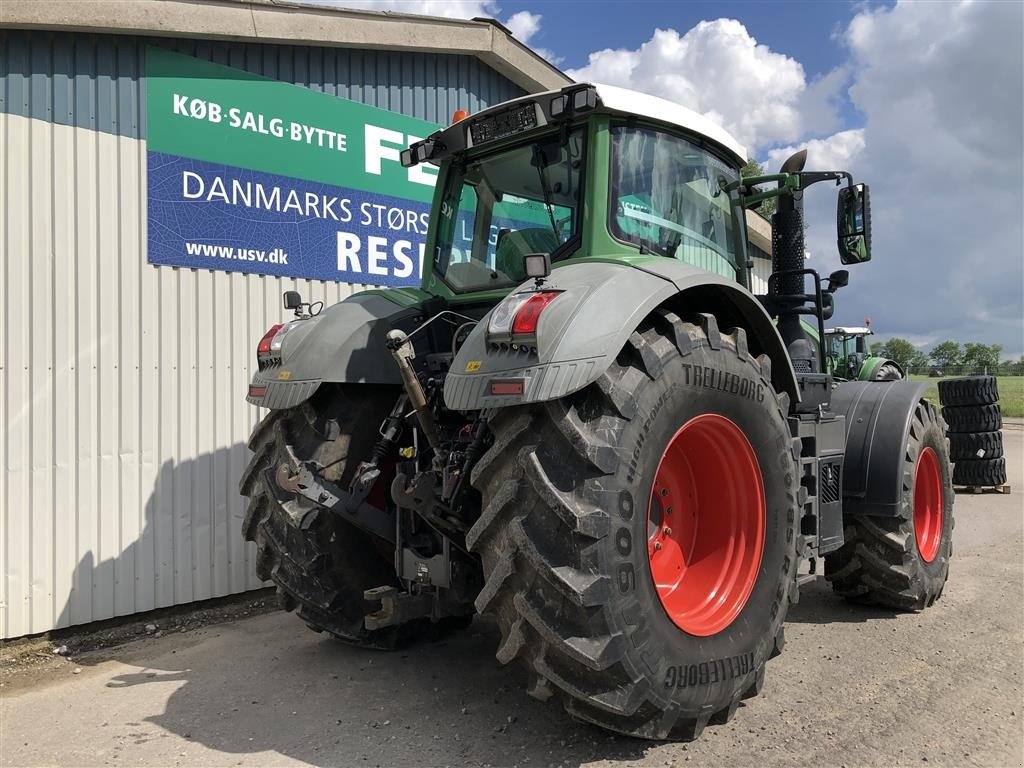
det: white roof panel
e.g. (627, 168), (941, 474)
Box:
(593, 83), (747, 163)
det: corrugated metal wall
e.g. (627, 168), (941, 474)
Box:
(750, 244), (773, 295)
(0, 29), (524, 638)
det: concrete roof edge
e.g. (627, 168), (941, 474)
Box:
(0, 0), (572, 93)
(745, 209), (773, 256)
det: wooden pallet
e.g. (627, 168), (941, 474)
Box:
(954, 483), (1011, 494)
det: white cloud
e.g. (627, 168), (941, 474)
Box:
(566, 20), (843, 152)
(504, 10), (540, 44)
(801, 1), (1024, 356)
(765, 129), (865, 174)
(502, 10), (561, 65)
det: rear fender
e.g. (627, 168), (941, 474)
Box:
(830, 380), (930, 516)
(246, 293), (418, 409)
(444, 260), (798, 410)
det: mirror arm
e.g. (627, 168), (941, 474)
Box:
(797, 170), (853, 190)
(722, 174), (800, 209)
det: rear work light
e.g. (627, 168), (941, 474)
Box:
(487, 290), (563, 344)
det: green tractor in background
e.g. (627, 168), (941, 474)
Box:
(825, 323), (904, 380)
(239, 83), (953, 740)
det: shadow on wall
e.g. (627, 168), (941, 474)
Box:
(54, 443), (264, 633)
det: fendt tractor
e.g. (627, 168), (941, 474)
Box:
(825, 323), (905, 381)
(240, 83), (954, 740)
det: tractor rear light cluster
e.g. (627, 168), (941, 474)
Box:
(257, 324), (282, 359)
(511, 292), (560, 335)
(256, 322), (295, 366)
(487, 290), (563, 344)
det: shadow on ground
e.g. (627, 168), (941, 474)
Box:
(786, 577), (900, 624)
(102, 613), (652, 767)
(81, 575), (904, 767)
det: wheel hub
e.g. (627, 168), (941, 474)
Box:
(647, 414), (766, 637)
(913, 446), (943, 563)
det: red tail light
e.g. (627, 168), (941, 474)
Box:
(511, 292), (561, 336)
(257, 323), (283, 357)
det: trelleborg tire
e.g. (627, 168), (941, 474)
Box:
(825, 400), (954, 609)
(468, 310), (799, 740)
(240, 385), (417, 649)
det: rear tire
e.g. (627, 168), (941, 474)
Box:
(825, 400), (953, 609)
(240, 386), (416, 649)
(469, 311), (799, 740)
(938, 375), (999, 407)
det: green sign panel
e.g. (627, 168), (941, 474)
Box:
(146, 47), (443, 284)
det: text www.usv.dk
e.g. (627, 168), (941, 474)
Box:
(184, 242), (289, 264)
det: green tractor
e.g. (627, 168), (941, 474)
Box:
(825, 324), (904, 380)
(240, 83), (953, 740)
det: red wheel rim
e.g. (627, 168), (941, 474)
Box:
(647, 414), (765, 637)
(913, 446), (943, 563)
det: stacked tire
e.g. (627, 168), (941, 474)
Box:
(938, 376), (1006, 487)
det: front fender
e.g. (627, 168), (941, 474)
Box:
(444, 260), (798, 410)
(857, 356), (905, 381)
(830, 380), (929, 516)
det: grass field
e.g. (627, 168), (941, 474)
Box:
(910, 375), (1024, 418)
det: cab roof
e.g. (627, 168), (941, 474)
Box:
(825, 327), (874, 335)
(592, 83), (747, 164)
(405, 82), (748, 169)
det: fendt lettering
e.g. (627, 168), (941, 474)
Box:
(240, 83), (954, 741)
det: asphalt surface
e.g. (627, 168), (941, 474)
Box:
(3, 424), (1022, 768)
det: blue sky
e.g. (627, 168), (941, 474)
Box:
(503, 0), (864, 77)
(335, 0), (1023, 358)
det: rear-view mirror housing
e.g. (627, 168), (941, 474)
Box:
(837, 183), (872, 264)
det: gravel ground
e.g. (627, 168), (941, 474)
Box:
(2, 423), (1022, 768)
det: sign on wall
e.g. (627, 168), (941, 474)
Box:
(146, 48), (441, 286)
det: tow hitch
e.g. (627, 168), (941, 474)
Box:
(270, 443), (395, 542)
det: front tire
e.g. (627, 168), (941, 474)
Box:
(469, 311), (799, 739)
(825, 400), (954, 609)
(872, 362), (903, 381)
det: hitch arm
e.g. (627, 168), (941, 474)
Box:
(274, 445), (395, 543)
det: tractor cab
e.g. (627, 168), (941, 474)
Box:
(403, 83), (753, 299)
(826, 325), (875, 378)
(825, 324), (904, 381)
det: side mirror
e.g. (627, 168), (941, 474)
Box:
(827, 269), (849, 292)
(837, 183), (871, 264)
(283, 290), (303, 311)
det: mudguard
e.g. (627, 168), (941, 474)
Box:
(830, 380), (930, 516)
(246, 293), (418, 409)
(444, 260), (798, 410)
(857, 356), (905, 381)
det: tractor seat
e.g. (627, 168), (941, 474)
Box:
(494, 228), (561, 281)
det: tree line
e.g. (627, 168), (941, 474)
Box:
(870, 338), (1023, 376)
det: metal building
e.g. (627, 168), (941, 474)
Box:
(0, 0), (569, 638)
